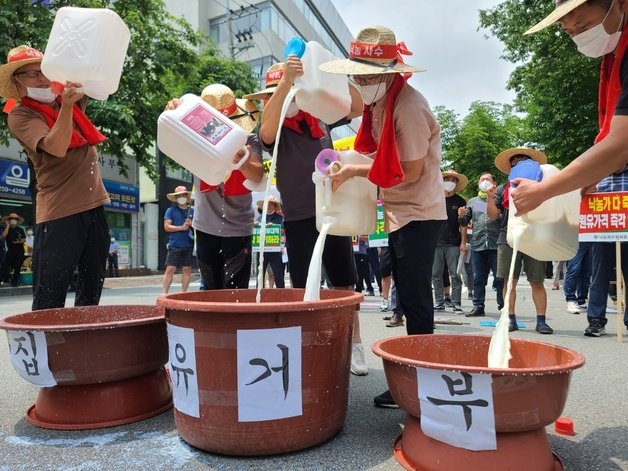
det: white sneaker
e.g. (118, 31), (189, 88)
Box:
(566, 301), (581, 314)
(351, 343), (368, 376)
(379, 299), (390, 311)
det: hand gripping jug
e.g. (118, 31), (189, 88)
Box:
(284, 38), (351, 125)
(508, 164), (580, 261)
(157, 94), (250, 186)
(41, 7), (130, 101)
(312, 149), (377, 236)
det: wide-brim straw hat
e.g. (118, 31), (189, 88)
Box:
(243, 63), (286, 101)
(1, 213), (25, 225)
(441, 170), (469, 194)
(319, 25), (425, 76)
(494, 147), (548, 175)
(167, 185), (193, 203)
(257, 195), (281, 211)
(0, 45), (44, 100)
(525, 0), (589, 35)
(201, 83), (259, 133)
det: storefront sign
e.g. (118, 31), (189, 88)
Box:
(579, 192), (628, 242)
(0, 159), (31, 199)
(104, 180), (139, 213)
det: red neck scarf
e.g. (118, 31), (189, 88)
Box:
(199, 170), (250, 197)
(355, 73), (406, 188)
(282, 110), (325, 138)
(596, 27), (628, 144)
(19, 97), (106, 149)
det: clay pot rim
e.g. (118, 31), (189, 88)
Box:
(0, 305), (165, 332)
(156, 288), (364, 313)
(372, 334), (586, 375)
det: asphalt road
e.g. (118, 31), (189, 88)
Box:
(0, 277), (626, 471)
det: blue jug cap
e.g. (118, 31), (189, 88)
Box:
(508, 159), (543, 185)
(285, 37), (306, 58)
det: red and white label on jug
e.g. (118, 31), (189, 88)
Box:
(181, 104), (233, 146)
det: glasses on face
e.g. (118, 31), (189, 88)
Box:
(14, 69), (45, 79)
(349, 74), (385, 86)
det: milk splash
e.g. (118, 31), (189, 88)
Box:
(488, 225), (524, 368)
(255, 88), (298, 303)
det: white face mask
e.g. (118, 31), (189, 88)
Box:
(285, 102), (299, 118)
(479, 180), (493, 192)
(26, 87), (57, 103)
(27, 230), (33, 236)
(176, 196), (188, 205)
(358, 81), (389, 105)
(572, 3), (624, 58)
(110, 238), (115, 243)
(9, 219), (18, 226)
(443, 181), (457, 193)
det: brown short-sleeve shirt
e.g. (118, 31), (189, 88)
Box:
(371, 83), (446, 232)
(7, 100), (110, 223)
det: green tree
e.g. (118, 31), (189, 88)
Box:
(479, 0), (600, 168)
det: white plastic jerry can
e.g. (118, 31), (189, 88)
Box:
(157, 94), (250, 186)
(41, 7), (131, 100)
(508, 164), (580, 261)
(312, 149), (377, 236)
(284, 38), (351, 125)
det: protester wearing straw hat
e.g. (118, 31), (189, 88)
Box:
(0, 213), (26, 287)
(251, 60), (369, 377)
(255, 195), (286, 289)
(322, 25), (447, 407)
(432, 170), (469, 315)
(165, 84), (263, 292)
(513, 0), (628, 214)
(487, 148), (554, 335)
(1, 45), (110, 310)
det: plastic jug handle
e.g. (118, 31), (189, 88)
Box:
(323, 175), (332, 210)
(232, 146), (250, 170)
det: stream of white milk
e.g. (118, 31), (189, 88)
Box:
(302, 217), (335, 301)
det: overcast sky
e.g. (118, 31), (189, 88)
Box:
(333, 0), (518, 117)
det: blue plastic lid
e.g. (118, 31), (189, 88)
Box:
(508, 159), (543, 185)
(284, 37), (306, 58)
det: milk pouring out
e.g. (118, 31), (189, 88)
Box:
(284, 38), (352, 125)
(41, 7), (130, 100)
(157, 94), (250, 186)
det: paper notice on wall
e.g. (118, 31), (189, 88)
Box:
(167, 323), (200, 418)
(417, 367), (496, 451)
(6, 330), (56, 387)
(237, 326), (302, 422)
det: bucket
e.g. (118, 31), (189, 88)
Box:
(157, 93), (250, 185)
(312, 149), (377, 236)
(508, 164), (580, 261)
(284, 37), (351, 124)
(41, 7), (130, 100)
(157, 288), (361, 455)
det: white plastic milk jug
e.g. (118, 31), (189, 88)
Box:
(284, 38), (351, 125)
(41, 7), (130, 101)
(508, 164), (580, 261)
(157, 94), (250, 186)
(312, 149), (377, 236)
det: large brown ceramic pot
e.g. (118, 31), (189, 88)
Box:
(372, 334), (585, 471)
(0, 305), (172, 430)
(157, 288), (362, 456)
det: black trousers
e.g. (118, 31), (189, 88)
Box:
(2, 248), (24, 286)
(389, 220), (443, 335)
(196, 230), (252, 290)
(262, 251), (285, 288)
(32, 206), (109, 310)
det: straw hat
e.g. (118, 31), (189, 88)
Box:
(200, 83), (259, 133)
(525, 0), (589, 35)
(0, 45), (44, 100)
(242, 63), (286, 101)
(319, 26), (425, 76)
(494, 147), (548, 175)
(1, 213), (25, 225)
(441, 170), (469, 193)
(256, 195), (281, 211)
(167, 185), (192, 203)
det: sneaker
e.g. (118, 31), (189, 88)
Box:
(444, 296), (453, 308)
(374, 390), (398, 409)
(584, 319), (606, 337)
(351, 344), (368, 376)
(606, 306), (618, 314)
(452, 305), (464, 314)
(578, 301), (588, 309)
(366, 290), (375, 296)
(508, 319), (519, 332)
(465, 306), (485, 317)
(434, 304), (445, 311)
(536, 322), (554, 334)
(379, 299), (390, 312)
(566, 301), (581, 314)
(386, 314), (404, 327)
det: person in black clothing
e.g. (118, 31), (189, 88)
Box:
(1, 213), (26, 287)
(432, 170), (468, 313)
